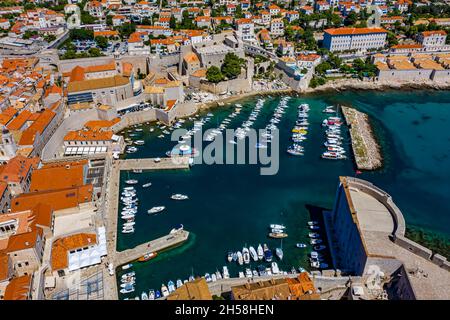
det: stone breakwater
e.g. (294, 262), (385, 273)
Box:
(341, 106), (382, 170)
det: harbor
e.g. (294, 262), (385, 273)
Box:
(111, 90), (450, 300)
(341, 106), (382, 170)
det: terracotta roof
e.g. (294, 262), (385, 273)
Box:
(6, 109), (32, 131)
(191, 69), (207, 78)
(183, 52), (199, 63)
(421, 30), (447, 36)
(167, 278), (212, 300)
(0, 155), (39, 184)
(51, 233), (97, 271)
(0, 252), (10, 282)
(325, 27), (387, 35)
(18, 109), (56, 146)
(67, 76), (129, 93)
(63, 129), (113, 141)
(94, 30), (119, 37)
(44, 84), (62, 98)
(84, 118), (120, 130)
(11, 185), (93, 212)
(0, 106), (18, 125)
(29, 164), (85, 192)
(4, 227), (42, 253)
(3, 274), (32, 300)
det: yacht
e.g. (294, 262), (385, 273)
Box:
(149, 290), (155, 300)
(257, 244), (264, 260)
(169, 224), (184, 234)
(155, 290), (161, 299)
(122, 228), (134, 234)
(269, 232), (288, 239)
(167, 281), (176, 293)
(309, 232), (320, 238)
(161, 284), (170, 297)
(271, 262), (280, 274)
(249, 246), (258, 262)
(138, 252), (157, 262)
(125, 179), (138, 185)
(242, 247), (250, 264)
(314, 245), (327, 251)
(134, 140), (145, 145)
(148, 206), (165, 214)
(211, 273), (217, 282)
(122, 271), (135, 279)
(142, 182), (152, 188)
(215, 270), (223, 280)
(296, 243), (307, 248)
(204, 273), (212, 283)
(222, 266), (230, 279)
(236, 251), (244, 265)
(270, 224), (285, 229)
(176, 279), (183, 288)
(263, 244), (273, 262)
(238, 271), (245, 278)
(275, 247), (283, 260)
(311, 239), (322, 245)
(309, 225), (320, 230)
(245, 268), (252, 278)
(141, 292), (149, 300)
(120, 287), (135, 294)
(171, 194), (189, 200)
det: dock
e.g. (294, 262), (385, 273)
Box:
(115, 230), (189, 266)
(341, 106), (382, 170)
(102, 156), (191, 300)
(116, 157), (190, 171)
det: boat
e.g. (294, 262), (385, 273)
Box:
(122, 263), (133, 270)
(122, 271), (135, 279)
(125, 179), (138, 185)
(308, 232), (320, 238)
(271, 228), (284, 234)
(204, 273), (212, 283)
(155, 290), (161, 299)
(122, 228), (134, 234)
(238, 272), (245, 278)
(263, 244), (272, 262)
(171, 194), (189, 200)
(211, 273), (217, 282)
(161, 284), (169, 297)
(148, 206), (165, 214)
(232, 252), (237, 262)
(142, 182), (152, 188)
(242, 247), (250, 264)
(141, 292), (149, 300)
(270, 224), (285, 229)
(154, 157), (161, 162)
(149, 289), (155, 300)
(222, 266), (230, 279)
(227, 251), (233, 263)
(275, 247), (283, 260)
(309, 225), (320, 230)
(311, 239), (322, 245)
(170, 224), (184, 234)
(249, 246), (258, 262)
(167, 280), (176, 293)
(176, 279), (183, 288)
(245, 268), (252, 278)
(123, 222), (135, 227)
(296, 243), (307, 248)
(269, 232), (288, 239)
(132, 169), (142, 174)
(271, 262), (280, 274)
(138, 252), (157, 262)
(236, 251), (243, 265)
(257, 244), (264, 260)
(120, 287), (135, 294)
(215, 270), (222, 280)
(311, 260), (320, 268)
(121, 214), (135, 220)
(308, 221), (319, 226)
(314, 245), (327, 251)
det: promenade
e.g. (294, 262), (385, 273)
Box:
(102, 156), (191, 300)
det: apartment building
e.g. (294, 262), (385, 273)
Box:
(323, 27), (388, 52)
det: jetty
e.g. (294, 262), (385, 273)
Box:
(115, 230), (189, 266)
(102, 156), (191, 300)
(341, 106), (382, 170)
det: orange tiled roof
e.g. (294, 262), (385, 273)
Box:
(4, 227), (42, 253)
(63, 129), (113, 141)
(11, 185), (93, 212)
(325, 27), (387, 35)
(421, 30), (447, 36)
(183, 52), (199, 63)
(0, 252), (10, 281)
(51, 233), (97, 270)
(0, 155), (39, 184)
(84, 118), (120, 130)
(18, 109), (56, 146)
(3, 274), (32, 300)
(6, 109), (32, 131)
(0, 106), (18, 125)
(29, 164), (85, 193)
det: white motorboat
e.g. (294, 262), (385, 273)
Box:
(169, 224), (184, 234)
(161, 284), (169, 297)
(249, 246), (258, 262)
(171, 194), (189, 200)
(222, 266), (230, 279)
(176, 279), (183, 288)
(236, 251), (244, 265)
(257, 244), (264, 260)
(148, 206), (165, 214)
(245, 268), (252, 278)
(242, 247), (250, 264)
(141, 292), (149, 300)
(271, 262), (280, 274)
(275, 247), (283, 260)
(270, 224), (285, 229)
(149, 290), (155, 300)
(122, 263), (133, 270)
(215, 270), (222, 280)
(211, 273), (217, 282)
(142, 182), (152, 188)
(125, 179), (138, 185)
(238, 272), (245, 278)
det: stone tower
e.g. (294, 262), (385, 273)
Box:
(1, 127), (17, 158)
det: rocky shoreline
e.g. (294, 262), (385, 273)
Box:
(341, 106), (382, 171)
(303, 78), (450, 94)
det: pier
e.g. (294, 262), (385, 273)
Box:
(341, 106), (382, 170)
(102, 156), (191, 300)
(115, 230), (189, 266)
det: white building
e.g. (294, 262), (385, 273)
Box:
(235, 18), (255, 43)
(417, 31), (447, 48)
(270, 18), (284, 37)
(323, 27), (387, 52)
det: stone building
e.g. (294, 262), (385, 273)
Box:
(323, 27), (387, 52)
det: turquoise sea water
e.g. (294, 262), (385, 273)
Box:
(116, 90), (450, 298)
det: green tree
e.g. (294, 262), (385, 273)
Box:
(81, 12), (96, 24)
(221, 53), (245, 79)
(170, 16), (177, 29)
(206, 66), (224, 83)
(70, 29), (94, 40)
(88, 47), (102, 57)
(235, 5), (243, 19)
(106, 15), (113, 26)
(95, 36), (108, 49)
(119, 23), (136, 39)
